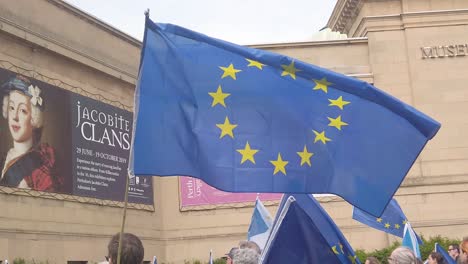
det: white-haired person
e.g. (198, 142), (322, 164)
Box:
(232, 248), (259, 264)
(388, 247), (420, 264)
(1, 75), (62, 191)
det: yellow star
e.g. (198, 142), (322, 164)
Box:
(376, 218), (383, 223)
(328, 96), (350, 110)
(297, 145), (313, 166)
(270, 153), (289, 175)
(281, 61), (301, 80)
(313, 130), (331, 144)
(384, 223), (390, 228)
(246, 59), (265, 70)
(208, 85), (230, 107)
(395, 224), (401, 229)
(328, 115), (348, 130)
(348, 255), (357, 264)
(402, 220), (408, 225)
(219, 63), (241, 80)
(216, 117), (238, 138)
(313, 77), (332, 93)
(236, 141), (259, 164)
(332, 246), (339, 255)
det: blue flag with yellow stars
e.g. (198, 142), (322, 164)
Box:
(130, 16), (441, 216)
(261, 194), (360, 264)
(352, 198), (423, 244)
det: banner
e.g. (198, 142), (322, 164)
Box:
(0, 67), (153, 205)
(179, 177), (281, 207)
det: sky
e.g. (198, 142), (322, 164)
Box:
(65, 0), (338, 45)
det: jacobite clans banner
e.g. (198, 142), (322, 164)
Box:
(0, 67), (153, 205)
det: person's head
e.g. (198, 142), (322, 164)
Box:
(448, 244), (460, 260)
(239, 241), (261, 255)
(224, 247), (238, 264)
(428, 252), (443, 264)
(388, 247), (418, 264)
(460, 237), (468, 264)
(107, 233), (144, 264)
(2, 76), (44, 144)
(232, 248), (259, 264)
(365, 256), (381, 264)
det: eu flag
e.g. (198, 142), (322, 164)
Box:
(352, 198), (422, 244)
(261, 194), (360, 264)
(130, 16), (440, 216)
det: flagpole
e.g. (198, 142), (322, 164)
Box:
(116, 173), (130, 264)
(115, 8), (150, 264)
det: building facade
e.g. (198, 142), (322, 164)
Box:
(0, 0), (467, 263)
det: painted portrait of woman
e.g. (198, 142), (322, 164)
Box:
(0, 75), (63, 192)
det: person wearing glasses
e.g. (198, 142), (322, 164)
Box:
(223, 247), (239, 264)
(447, 244), (460, 262)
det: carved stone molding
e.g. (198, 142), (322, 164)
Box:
(327, 0), (363, 34)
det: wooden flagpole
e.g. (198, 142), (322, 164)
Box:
(116, 173), (130, 264)
(116, 9), (150, 263)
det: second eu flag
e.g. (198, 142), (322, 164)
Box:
(131, 17), (440, 216)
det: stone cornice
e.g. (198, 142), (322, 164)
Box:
(352, 9), (468, 37)
(47, 0), (141, 47)
(0, 15), (138, 84)
(249, 37), (368, 49)
(327, 0), (363, 34)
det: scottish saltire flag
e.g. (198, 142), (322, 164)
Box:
(261, 194), (360, 264)
(247, 198), (273, 250)
(402, 223), (421, 259)
(130, 16), (441, 216)
(435, 243), (456, 264)
(353, 199), (422, 244)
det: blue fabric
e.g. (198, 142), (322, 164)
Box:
(131, 17), (441, 216)
(435, 243), (456, 264)
(248, 199), (273, 249)
(262, 194), (360, 264)
(402, 223), (421, 259)
(353, 199), (422, 244)
(248, 199), (272, 238)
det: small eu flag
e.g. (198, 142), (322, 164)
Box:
(261, 194), (360, 264)
(130, 16), (440, 216)
(352, 199), (422, 244)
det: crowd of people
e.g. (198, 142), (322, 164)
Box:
(105, 232), (468, 264)
(364, 238), (468, 264)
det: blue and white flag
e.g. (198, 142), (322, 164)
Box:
(247, 198), (273, 250)
(261, 194), (360, 264)
(402, 223), (421, 259)
(435, 243), (456, 264)
(209, 249), (213, 264)
(152, 256), (157, 264)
